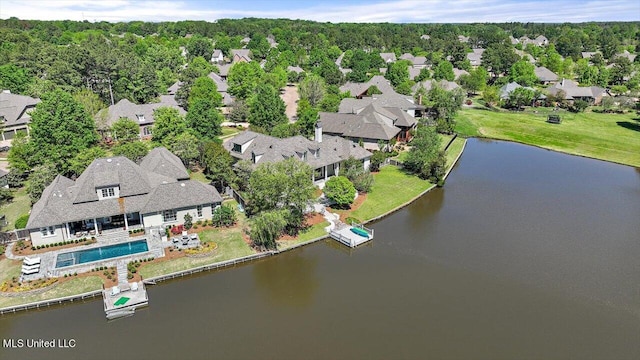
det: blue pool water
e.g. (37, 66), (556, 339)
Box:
(55, 240), (149, 268)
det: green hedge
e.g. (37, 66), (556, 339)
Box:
(14, 214), (29, 229)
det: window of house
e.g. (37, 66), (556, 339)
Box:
(163, 209), (177, 222)
(136, 114), (145, 122)
(142, 126), (152, 136)
(101, 187), (115, 198)
(232, 143), (241, 152)
(40, 226), (55, 237)
(196, 205), (203, 218)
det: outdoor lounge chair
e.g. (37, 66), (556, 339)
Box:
(131, 282), (139, 291)
(110, 286), (120, 297)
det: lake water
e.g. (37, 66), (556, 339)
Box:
(1, 139), (639, 360)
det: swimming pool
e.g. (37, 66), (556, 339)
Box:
(55, 240), (149, 268)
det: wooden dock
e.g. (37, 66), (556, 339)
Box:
(102, 281), (148, 319)
(329, 223), (374, 248)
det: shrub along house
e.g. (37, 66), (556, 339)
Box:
(224, 126), (371, 183)
(25, 147), (222, 247)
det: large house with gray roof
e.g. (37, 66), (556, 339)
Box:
(339, 75), (397, 98)
(26, 147), (222, 247)
(97, 95), (185, 138)
(546, 79), (608, 105)
(224, 128), (371, 183)
(320, 102), (417, 150)
(0, 90), (40, 142)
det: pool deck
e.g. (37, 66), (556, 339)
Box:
(17, 229), (165, 281)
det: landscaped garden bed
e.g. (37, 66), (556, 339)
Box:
(12, 238), (97, 256)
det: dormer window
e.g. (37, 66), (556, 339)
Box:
(232, 143), (241, 153)
(136, 114), (145, 122)
(315, 149), (320, 158)
(97, 186), (119, 200)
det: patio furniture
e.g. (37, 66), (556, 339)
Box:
(110, 286), (120, 297)
(89, 230), (96, 236)
(131, 282), (139, 291)
(190, 234), (198, 240)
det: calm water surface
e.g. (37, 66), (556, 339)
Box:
(1, 139), (639, 360)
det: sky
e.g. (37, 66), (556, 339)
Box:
(0, 0), (639, 23)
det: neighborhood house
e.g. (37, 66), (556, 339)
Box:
(223, 126), (372, 183)
(25, 147), (222, 247)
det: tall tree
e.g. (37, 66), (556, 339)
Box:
(509, 60), (537, 86)
(248, 83), (287, 130)
(432, 60), (455, 81)
(111, 117), (140, 143)
(298, 74), (326, 107)
(151, 107), (187, 144)
(28, 89), (98, 174)
(188, 76), (222, 108)
(0, 64), (32, 93)
(68, 146), (107, 178)
(185, 97), (224, 140)
(169, 132), (200, 166)
(200, 141), (235, 190)
(186, 35), (213, 61)
(385, 60), (411, 87)
(404, 125), (445, 183)
(227, 61), (265, 100)
(112, 141), (149, 163)
(26, 163), (57, 204)
(424, 86), (465, 134)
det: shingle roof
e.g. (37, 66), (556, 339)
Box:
(208, 72), (228, 92)
(534, 66), (558, 82)
(321, 102), (416, 141)
(218, 64), (232, 77)
(97, 96), (185, 129)
(26, 148), (221, 229)
(0, 91), (40, 128)
(412, 80), (460, 93)
(211, 49), (222, 59)
(223, 131), (371, 169)
(338, 92), (420, 113)
(467, 48), (484, 66)
(142, 181), (222, 213)
(380, 53), (397, 63)
(287, 66), (304, 74)
(339, 75), (396, 97)
(453, 68), (469, 80)
(408, 66), (421, 80)
(547, 79), (605, 100)
(231, 49), (252, 62)
(139, 147), (189, 181)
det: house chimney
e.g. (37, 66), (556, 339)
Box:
(418, 94), (423, 105)
(314, 121), (323, 143)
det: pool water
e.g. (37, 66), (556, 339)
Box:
(55, 240), (149, 268)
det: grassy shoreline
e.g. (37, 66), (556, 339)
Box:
(455, 106), (640, 168)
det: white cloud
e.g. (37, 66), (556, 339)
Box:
(0, 0), (638, 23)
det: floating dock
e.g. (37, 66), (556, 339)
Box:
(102, 281), (148, 319)
(329, 223), (374, 248)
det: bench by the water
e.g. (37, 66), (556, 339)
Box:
(547, 114), (561, 124)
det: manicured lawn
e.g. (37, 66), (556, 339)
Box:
(221, 126), (241, 137)
(0, 276), (103, 308)
(138, 226), (255, 278)
(0, 187), (31, 231)
(0, 257), (22, 283)
(349, 166), (435, 222)
(393, 134), (454, 164)
(189, 170), (210, 184)
(455, 107), (640, 167)
(277, 221), (330, 251)
(445, 137), (466, 168)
